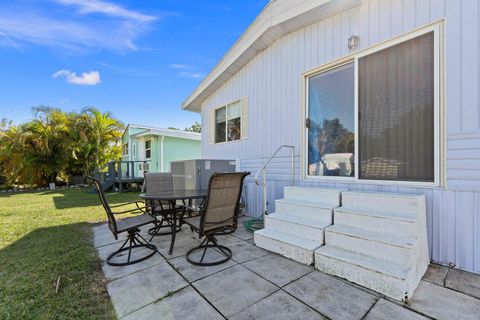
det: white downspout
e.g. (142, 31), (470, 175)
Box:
(160, 136), (165, 172)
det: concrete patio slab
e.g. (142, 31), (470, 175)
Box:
(230, 290), (325, 320)
(409, 280), (480, 320)
(213, 233), (246, 245)
(445, 268), (480, 299)
(149, 230), (201, 259)
(93, 223), (480, 320)
(364, 299), (428, 320)
(170, 251), (237, 282)
(284, 271), (377, 320)
(100, 248), (165, 281)
(242, 254), (313, 287)
(422, 263), (449, 286)
(92, 223), (125, 248)
(231, 227), (254, 241)
(107, 262), (188, 318)
(226, 240), (270, 263)
(121, 286), (223, 320)
(193, 265), (279, 317)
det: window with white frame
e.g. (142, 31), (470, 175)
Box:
(215, 100), (242, 143)
(145, 139), (151, 159)
(132, 143), (136, 158)
(122, 143), (129, 156)
(306, 26), (440, 184)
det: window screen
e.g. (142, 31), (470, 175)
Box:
(215, 101), (242, 143)
(227, 101), (241, 141)
(358, 32), (435, 182)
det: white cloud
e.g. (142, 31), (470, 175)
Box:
(179, 71), (204, 79)
(52, 69), (72, 78)
(53, 0), (157, 23)
(0, 1), (160, 52)
(53, 69), (101, 85)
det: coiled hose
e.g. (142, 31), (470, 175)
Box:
(243, 218), (264, 233)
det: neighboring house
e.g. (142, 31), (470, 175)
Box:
(121, 124), (201, 177)
(182, 0), (480, 283)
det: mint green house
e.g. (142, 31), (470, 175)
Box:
(121, 124), (201, 177)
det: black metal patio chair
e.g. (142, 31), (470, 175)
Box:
(88, 176), (157, 266)
(142, 172), (181, 239)
(182, 172), (250, 266)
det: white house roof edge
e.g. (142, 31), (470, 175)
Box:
(127, 124), (201, 141)
(181, 0), (361, 112)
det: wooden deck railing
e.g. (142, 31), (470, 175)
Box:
(93, 160), (150, 187)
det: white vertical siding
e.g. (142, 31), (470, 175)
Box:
(199, 0), (480, 273)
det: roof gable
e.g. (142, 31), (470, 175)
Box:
(182, 0), (361, 112)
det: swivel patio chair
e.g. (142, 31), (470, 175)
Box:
(142, 172), (181, 239)
(88, 176), (157, 266)
(182, 172), (250, 266)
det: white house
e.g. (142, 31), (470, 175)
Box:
(182, 0), (480, 300)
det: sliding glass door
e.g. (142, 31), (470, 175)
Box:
(305, 25), (439, 184)
(358, 32), (435, 182)
(307, 62), (355, 178)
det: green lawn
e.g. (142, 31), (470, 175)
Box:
(0, 188), (139, 319)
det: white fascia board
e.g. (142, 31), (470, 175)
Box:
(131, 128), (201, 141)
(182, 0), (361, 113)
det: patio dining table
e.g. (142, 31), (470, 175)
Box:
(139, 189), (208, 255)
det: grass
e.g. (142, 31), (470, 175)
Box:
(0, 188), (140, 319)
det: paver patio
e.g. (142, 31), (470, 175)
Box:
(93, 217), (480, 320)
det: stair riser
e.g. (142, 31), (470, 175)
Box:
(275, 201), (333, 223)
(325, 231), (413, 268)
(265, 216), (326, 242)
(334, 211), (416, 238)
(284, 187), (341, 206)
(254, 233), (315, 265)
(342, 193), (420, 212)
(314, 252), (408, 301)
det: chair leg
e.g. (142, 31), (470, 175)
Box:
(186, 235), (232, 267)
(107, 228), (157, 267)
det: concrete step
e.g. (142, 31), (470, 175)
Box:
(265, 213), (329, 242)
(341, 191), (424, 213)
(283, 186), (343, 206)
(334, 207), (417, 238)
(254, 229), (322, 265)
(325, 225), (415, 268)
(315, 246), (412, 301)
(275, 198), (335, 222)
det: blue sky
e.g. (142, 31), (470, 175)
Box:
(0, 0), (268, 129)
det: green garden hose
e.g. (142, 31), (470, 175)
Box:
(243, 218), (264, 233)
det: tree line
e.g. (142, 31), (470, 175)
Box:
(0, 107), (124, 188)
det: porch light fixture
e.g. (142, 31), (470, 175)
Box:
(348, 35), (360, 50)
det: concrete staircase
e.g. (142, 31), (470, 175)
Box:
(315, 191), (429, 301)
(254, 187), (342, 265)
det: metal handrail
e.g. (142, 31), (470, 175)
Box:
(254, 145), (295, 215)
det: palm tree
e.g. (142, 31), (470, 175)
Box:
(0, 107), (124, 188)
(74, 107), (124, 175)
